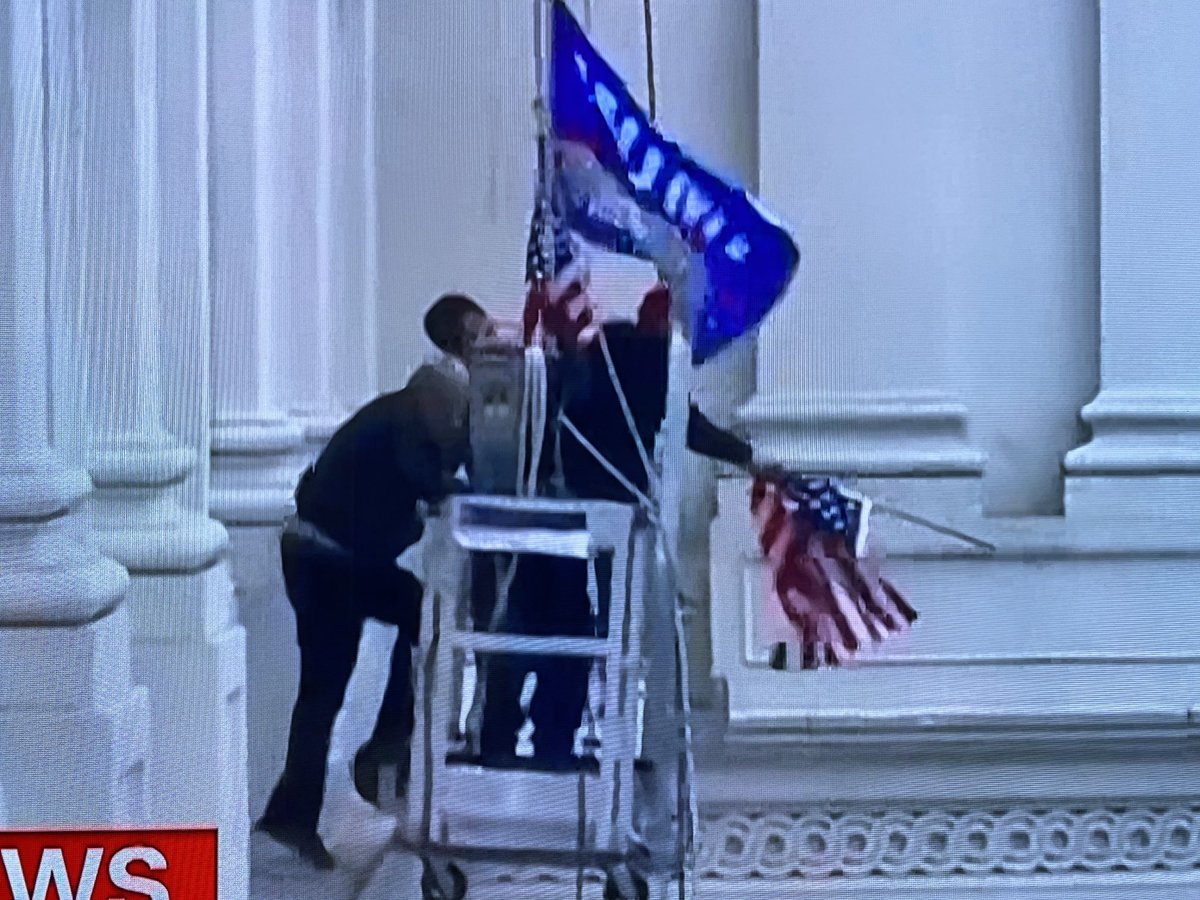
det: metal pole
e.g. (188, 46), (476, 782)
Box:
(534, 0), (555, 285)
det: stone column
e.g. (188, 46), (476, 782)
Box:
(649, 0), (760, 705)
(69, 0), (247, 891)
(742, 0), (986, 517)
(0, 0), (145, 825)
(322, 0), (394, 791)
(1064, 0), (1200, 517)
(152, 0), (251, 895)
(261, 0), (343, 453)
(325, 0), (380, 410)
(209, 0), (307, 823)
(573, 0), (762, 703)
(209, 0), (307, 529)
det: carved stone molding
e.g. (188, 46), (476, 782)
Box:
(696, 802), (1200, 881)
(435, 800), (1200, 898)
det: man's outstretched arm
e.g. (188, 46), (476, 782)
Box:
(686, 403), (753, 468)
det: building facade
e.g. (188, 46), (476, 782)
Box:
(2, 1), (1198, 897)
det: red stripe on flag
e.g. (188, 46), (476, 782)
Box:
(752, 475), (918, 669)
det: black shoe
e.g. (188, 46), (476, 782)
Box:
(253, 817), (336, 870)
(352, 751), (380, 806)
(353, 747), (410, 807)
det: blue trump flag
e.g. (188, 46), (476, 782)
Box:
(549, 0), (800, 363)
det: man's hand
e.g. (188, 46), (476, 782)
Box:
(748, 459), (790, 483)
(442, 472), (470, 496)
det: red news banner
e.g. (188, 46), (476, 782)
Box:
(0, 829), (216, 900)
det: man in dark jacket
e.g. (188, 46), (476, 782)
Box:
(474, 284), (753, 770)
(254, 294), (490, 869)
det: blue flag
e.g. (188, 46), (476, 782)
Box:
(549, 0), (800, 363)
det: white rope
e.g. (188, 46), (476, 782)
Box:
(525, 347), (548, 496)
(565, 402), (699, 887)
(598, 328), (659, 496)
(560, 414), (658, 515)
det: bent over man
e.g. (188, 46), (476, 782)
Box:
(254, 294), (491, 869)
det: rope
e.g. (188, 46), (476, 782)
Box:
(560, 414), (658, 514)
(525, 347), (548, 495)
(642, 0), (657, 123)
(533, 0), (545, 112)
(598, 328), (659, 496)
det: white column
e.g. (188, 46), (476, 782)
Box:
(209, 0), (306, 527)
(1064, 0), (1200, 517)
(152, 1), (250, 895)
(744, 0), (985, 515)
(586, 0), (760, 704)
(43, 0), (85, 463)
(209, 0), (308, 824)
(261, 0), (342, 451)
(325, 0), (379, 410)
(0, 0), (145, 825)
(70, 0), (247, 891)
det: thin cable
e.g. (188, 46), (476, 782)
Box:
(561, 414), (658, 515)
(598, 328), (658, 495)
(563, 406), (698, 892)
(526, 347), (548, 495)
(516, 353), (530, 496)
(533, 0), (545, 110)
(642, 0), (656, 123)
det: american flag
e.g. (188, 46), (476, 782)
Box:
(523, 188), (594, 348)
(751, 474), (917, 669)
(524, 194), (574, 286)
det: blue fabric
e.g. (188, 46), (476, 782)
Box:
(550, 0), (800, 363)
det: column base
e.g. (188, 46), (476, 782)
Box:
(126, 562), (249, 900)
(294, 408), (351, 471)
(0, 605), (149, 825)
(224, 525), (299, 823)
(0, 515), (129, 625)
(1065, 390), (1200, 517)
(294, 408), (349, 445)
(88, 502), (229, 575)
(211, 416), (307, 525)
(0, 450), (92, 519)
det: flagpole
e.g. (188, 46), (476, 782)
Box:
(534, 0), (555, 287)
(642, 0), (657, 123)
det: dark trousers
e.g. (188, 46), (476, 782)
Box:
(260, 533), (424, 834)
(471, 553), (595, 763)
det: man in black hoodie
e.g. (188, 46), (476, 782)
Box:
(254, 294), (491, 868)
(473, 284), (753, 771)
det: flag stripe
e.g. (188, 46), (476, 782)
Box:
(752, 474), (917, 669)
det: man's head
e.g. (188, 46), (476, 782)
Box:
(424, 293), (493, 363)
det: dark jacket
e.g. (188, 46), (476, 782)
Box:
(560, 322), (751, 503)
(295, 364), (470, 562)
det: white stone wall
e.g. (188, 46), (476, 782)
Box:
(703, 1), (1200, 896)
(7, 1), (1200, 897)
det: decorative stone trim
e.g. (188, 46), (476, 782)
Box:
(740, 391), (987, 478)
(696, 802), (1200, 881)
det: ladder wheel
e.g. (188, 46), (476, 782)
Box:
(421, 858), (467, 900)
(604, 865), (648, 900)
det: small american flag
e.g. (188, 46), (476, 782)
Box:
(523, 190), (594, 348)
(752, 474), (917, 669)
